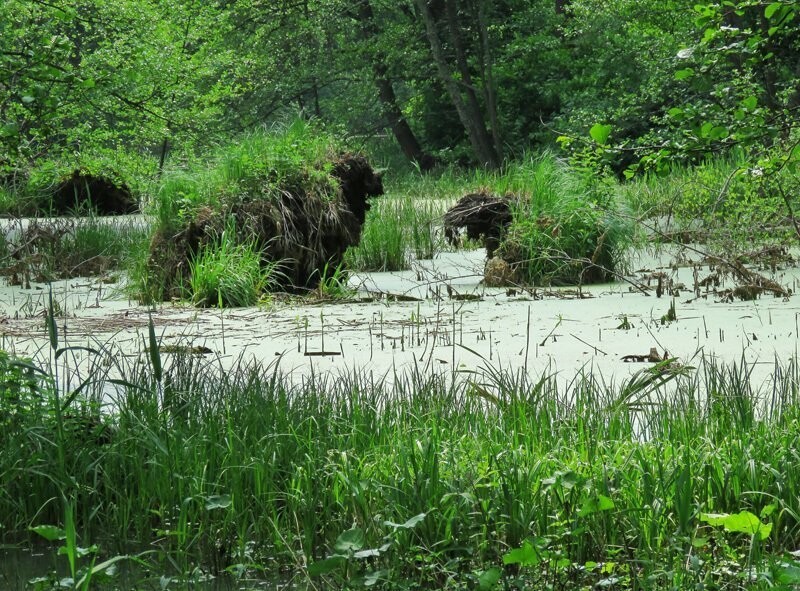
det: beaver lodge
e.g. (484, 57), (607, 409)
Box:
(144, 152), (383, 304)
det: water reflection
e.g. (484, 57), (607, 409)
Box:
(0, 545), (301, 591)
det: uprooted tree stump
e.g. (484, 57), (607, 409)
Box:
(444, 192), (518, 286)
(443, 192), (513, 259)
(52, 170), (137, 215)
(146, 153), (383, 300)
(444, 190), (625, 287)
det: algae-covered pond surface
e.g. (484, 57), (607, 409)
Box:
(0, 245), (797, 386)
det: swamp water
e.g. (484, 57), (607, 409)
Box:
(0, 245), (798, 387)
(0, 545), (305, 590)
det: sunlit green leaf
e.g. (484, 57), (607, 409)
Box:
(579, 494), (615, 517)
(765, 3), (782, 19)
(742, 96), (758, 110)
(30, 524), (66, 541)
(478, 567), (502, 590)
(589, 124), (612, 146)
(701, 511), (772, 540)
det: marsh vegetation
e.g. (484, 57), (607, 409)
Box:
(4, 0), (800, 588)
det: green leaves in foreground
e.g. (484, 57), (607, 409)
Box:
(700, 509), (774, 541)
(308, 514), (426, 585)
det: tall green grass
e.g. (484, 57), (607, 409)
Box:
(618, 153), (800, 252)
(345, 195), (448, 272)
(494, 154), (633, 285)
(151, 118), (341, 232)
(189, 223), (279, 307)
(365, 154), (634, 284)
(3, 340), (800, 589)
(0, 217), (150, 283)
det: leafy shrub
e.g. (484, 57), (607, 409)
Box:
(0, 351), (50, 440)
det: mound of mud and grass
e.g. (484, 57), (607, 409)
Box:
(444, 156), (632, 287)
(50, 170), (137, 215)
(141, 126), (383, 304)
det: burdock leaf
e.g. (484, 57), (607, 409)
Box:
(31, 524), (66, 541)
(334, 528), (365, 553)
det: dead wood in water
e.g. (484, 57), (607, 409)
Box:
(443, 192), (512, 258)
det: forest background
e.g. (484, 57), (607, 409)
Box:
(2, 0), (799, 181)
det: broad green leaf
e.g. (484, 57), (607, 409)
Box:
(30, 524), (66, 541)
(75, 555), (131, 589)
(204, 494), (232, 510)
(765, 3), (782, 19)
(675, 68), (695, 80)
(363, 570), (388, 586)
(742, 96), (758, 110)
(589, 124), (612, 146)
(478, 567), (502, 590)
(699, 513), (729, 526)
(0, 123), (18, 137)
(667, 107), (684, 118)
(383, 513), (426, 530)
(709, 126), (729, 140)
(307, 555), (345, 576)
(776, 564), (800, 585)
(725, 511), (772, 539)
(81, 78), (96, 89)
(334, 528), (365, 553)
(701, 511), (772, 540)
(579, 494), (615, 517)
(503, 539), (546, 566)
(58, 544), (97, 557)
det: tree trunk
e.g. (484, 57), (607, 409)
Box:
(359, 1), (434, 170)
(477, 0), (502, 161)
(444, 0), (500, 167)
(414, 0), (500, 168)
